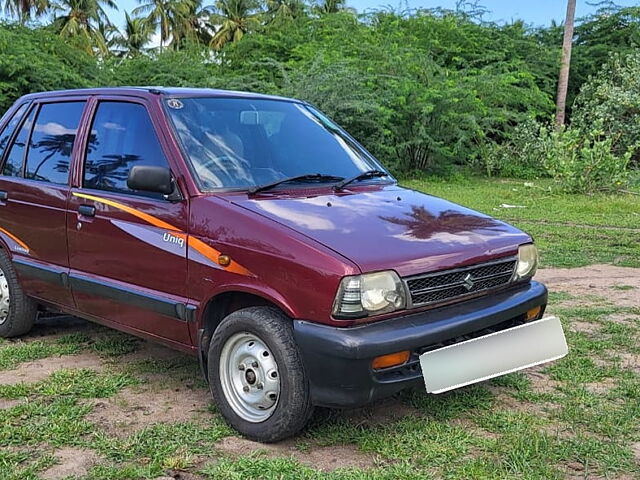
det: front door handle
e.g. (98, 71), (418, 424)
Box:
(78, 205), (96, 217)
(0, 191), (8, 201)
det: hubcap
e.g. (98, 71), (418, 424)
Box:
(219, 332), (280, 423)
(0, 269), (9, 325)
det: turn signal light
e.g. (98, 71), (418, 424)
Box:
(372, 350), (410, 370)
(526, 306), (542, 321)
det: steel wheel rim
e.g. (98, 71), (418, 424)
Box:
(0, 269), (9, 325)
(219, 332), (280, 423)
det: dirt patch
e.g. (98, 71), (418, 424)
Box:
(569, 321), (601, 335)
(536, 265), (640, 308)
(524, 366), (561, 395)
(616, 352), (640, 374)
(584, 377), (617, 395)
(217, 436), (378, 472)
(0, 397), (21, 409)
(87, 384), (211, 437)
(605, 312), (640, 326)
(119, 340), (188, 364)
(632, 442), (640, 464)
(325, 396), (421, 428)
(41, 447), (101, 480)
(0, 352), (104, 385)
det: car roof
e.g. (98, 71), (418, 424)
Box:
(19, 87), (301, 103)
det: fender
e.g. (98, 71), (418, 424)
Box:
(195, 282), (298, 327)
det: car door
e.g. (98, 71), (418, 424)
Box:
(66, 97), (192, 346)
(0, 98), (86, 308)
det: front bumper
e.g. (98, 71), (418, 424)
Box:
(293, 280), (547, 407)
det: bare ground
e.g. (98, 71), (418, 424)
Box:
(0, 352), (104, 385)
(535, 264), (640, 308)
(41, 448), (101, 480)
(216, 436), (380, 471)
(1, 265), (639, 477)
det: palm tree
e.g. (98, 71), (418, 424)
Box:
(133, 0), (174, 52)
(170, 0), (211, 48)
(207, 0), (261, 50)
(113, 11), (153, 57)
(51, 0), (118, 55)
(315, 0), (345, 14)
(3, 0), (50, 23)
(266, 0), (303, 23)
(555, 0), (576, 128)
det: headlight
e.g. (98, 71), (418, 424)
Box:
(333, 271), (406, 319)
(513, 244), (539, 281)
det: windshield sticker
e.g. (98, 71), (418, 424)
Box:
(167, 99), (184, 110)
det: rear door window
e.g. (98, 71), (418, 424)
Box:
(84, 101), (170, 197)
(25, 102), (85, 185)
(0, 103), (29, 160)
(2, 107), (37, 178)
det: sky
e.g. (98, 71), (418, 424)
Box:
(100, 0), (639, 29)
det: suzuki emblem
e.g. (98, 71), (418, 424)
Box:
(462, 273), (475, 290)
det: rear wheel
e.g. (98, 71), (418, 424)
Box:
(208, 306), (313, 442)
(0, 250), (37, 338)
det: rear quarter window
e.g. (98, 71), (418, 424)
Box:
(2, 107), (37, 178)
(0, 103), (29, 164)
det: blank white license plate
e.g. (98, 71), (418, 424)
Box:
(420, 316), (568, 394)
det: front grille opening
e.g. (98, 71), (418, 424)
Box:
(405, 258), (517, 308)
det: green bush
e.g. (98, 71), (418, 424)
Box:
(572, 51), (640, 167)
(481, 118), (551, 179)
(543, 128), (631, 193)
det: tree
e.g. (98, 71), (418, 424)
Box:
(266, 0), (304, 23)
(3, 0), (50, 23)
(170, 0), (211, 48)
(51, 0), (118, 55)
(555, 0), (576, 128)
(133, 0), (172, 52)
(0, 24), (103, 111)
(315, 0), (346, 15)
(208, 0), (261, 50)
(113, 11), (153, 57)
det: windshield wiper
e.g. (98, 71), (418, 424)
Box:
(333, 170), (390, 191)
(248, 173), (344, 195)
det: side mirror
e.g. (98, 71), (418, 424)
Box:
(127, 166), (174, 195)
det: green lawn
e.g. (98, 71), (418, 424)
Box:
(403, 177), (640, 268)
(0, 178), (638, 479)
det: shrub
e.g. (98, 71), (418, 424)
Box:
(572, 51), (640, 167)
(481, 118), (551, 178)
(543, 128), (631, 194)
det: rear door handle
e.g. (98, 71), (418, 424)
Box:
(78, 205), (96, 217)
(0, 191), (8, 201)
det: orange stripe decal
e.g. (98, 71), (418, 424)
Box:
(0, 226), (30, 251)
(73, 192), (180, 232)
(188, 237), (253, 277)
(73, 192), (253, 277)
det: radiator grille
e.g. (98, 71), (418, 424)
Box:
(405, 258), (517, 307)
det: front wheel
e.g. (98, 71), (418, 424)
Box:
(208, 307), (313, 442)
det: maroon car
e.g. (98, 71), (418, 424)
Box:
(0, 88), (567, 441)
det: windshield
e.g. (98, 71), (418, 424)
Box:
(165, 97), (390, 191)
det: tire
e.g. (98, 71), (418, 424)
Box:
(0, 249), (37, 338)
(208, 306), (313, 442)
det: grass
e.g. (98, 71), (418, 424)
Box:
(0, 177), (638, 479)
(402, 177), (640, 268)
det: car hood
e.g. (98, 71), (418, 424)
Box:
(227, 185), (531, 277)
